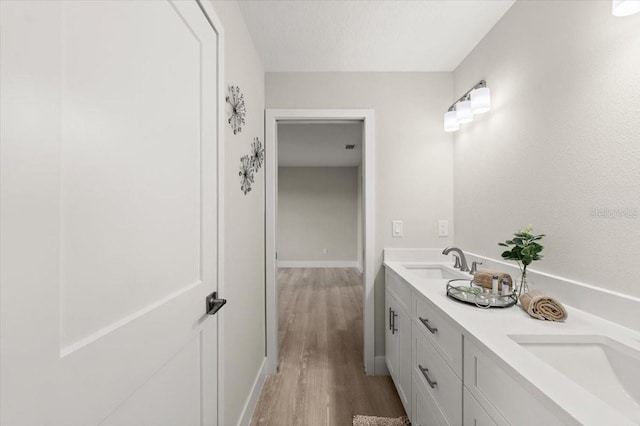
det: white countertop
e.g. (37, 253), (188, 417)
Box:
(384, 259), (640, 426)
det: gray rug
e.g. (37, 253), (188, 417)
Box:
(352, 415), (410, 426)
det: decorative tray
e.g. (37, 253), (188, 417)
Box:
(446, 279), (517, 309)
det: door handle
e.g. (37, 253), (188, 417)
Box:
(206, 292), (227, 315)
(392, 311), (398, 334)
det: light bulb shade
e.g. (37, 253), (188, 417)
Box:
(444, 111), (459, 132)
(456, 100), (473, 124)
(612, 0), (640, 16)
(471, 87), (491, 114)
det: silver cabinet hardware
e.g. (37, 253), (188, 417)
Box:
(418, 364), (437, 389)
(419, 316), (438, 334)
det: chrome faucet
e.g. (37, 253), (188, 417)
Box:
(442, 246), (470, 272)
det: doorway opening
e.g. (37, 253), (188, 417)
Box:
(265, 109), (376, 375)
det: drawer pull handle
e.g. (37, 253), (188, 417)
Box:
(392, 311), (398, 334)
(389, 307), (393, 331)
(418, 364), (437, 389)
(419, 317), (438, 334)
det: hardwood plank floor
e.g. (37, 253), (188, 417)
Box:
(251, 268), (406, 426)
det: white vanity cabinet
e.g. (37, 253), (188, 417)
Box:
(385, 269), (412, 415)
(384, 264), (564, 426)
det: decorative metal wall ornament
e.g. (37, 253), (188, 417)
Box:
(226, 85), (246, 135)
(239, 155), (254, 195)
(238, 137), (264, 196)
(250, 137), (264, 170)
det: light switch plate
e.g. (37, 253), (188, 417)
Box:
(392, 220), (403, 237)
(438, 220), (449, 237)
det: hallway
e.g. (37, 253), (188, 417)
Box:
(251, 268), (405, 425)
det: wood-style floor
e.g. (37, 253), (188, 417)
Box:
(251, 268), (406, 426)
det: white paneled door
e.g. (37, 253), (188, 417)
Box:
(0, 1), (223, 425)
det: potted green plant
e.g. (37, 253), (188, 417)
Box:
(498, 225), (545, 298)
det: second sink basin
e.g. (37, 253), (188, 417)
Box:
(509, 334), (640, 423)
(401, 264), (469, 280)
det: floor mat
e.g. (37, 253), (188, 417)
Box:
(352, 415), (410, 426)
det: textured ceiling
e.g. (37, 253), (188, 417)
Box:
(237, 0), (516, 72)
(278, 122), (362, 167)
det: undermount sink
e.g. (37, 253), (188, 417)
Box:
(401, 264), (469, 280)
(509, 334), (640, 423)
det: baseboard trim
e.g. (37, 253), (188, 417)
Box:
(277, 260), (359, 268)
(374, 356), (389, 376)
(237, 357), (267, 426)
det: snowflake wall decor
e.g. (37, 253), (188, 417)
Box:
(226, 85), (246, 135)
(250, 137), (264, 170)
(238, 137), (265, 196)
(239, 155), (254, 195)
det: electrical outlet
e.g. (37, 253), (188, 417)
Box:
(322, 248), (328, 255)
(438, 220), (449, 237)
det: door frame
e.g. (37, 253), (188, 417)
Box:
(265, 109), (376, 375)
(196, 0), (226, 423)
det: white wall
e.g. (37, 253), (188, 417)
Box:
(278, 122), (362, 167)
(209, 1), (265, 424)
(278, 167), (358, 264)
(266, 73), (455, 355)
(453, 1), (640, 297)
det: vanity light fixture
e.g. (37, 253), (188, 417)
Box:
(456, 98), (473, 123)
(471, 86), (491, 114)
(443, 110), (459, 132)
(443, 80), (490, 132)
(612, 0), (640, 16)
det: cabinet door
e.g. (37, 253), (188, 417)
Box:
(464, 337), (563, 426)
(386, 288), (411, 415)
(385, 290), (399, 378)
(412, 376), (449, 426)
(464, 387), (497, 426)
(397, 307), (412, 413)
